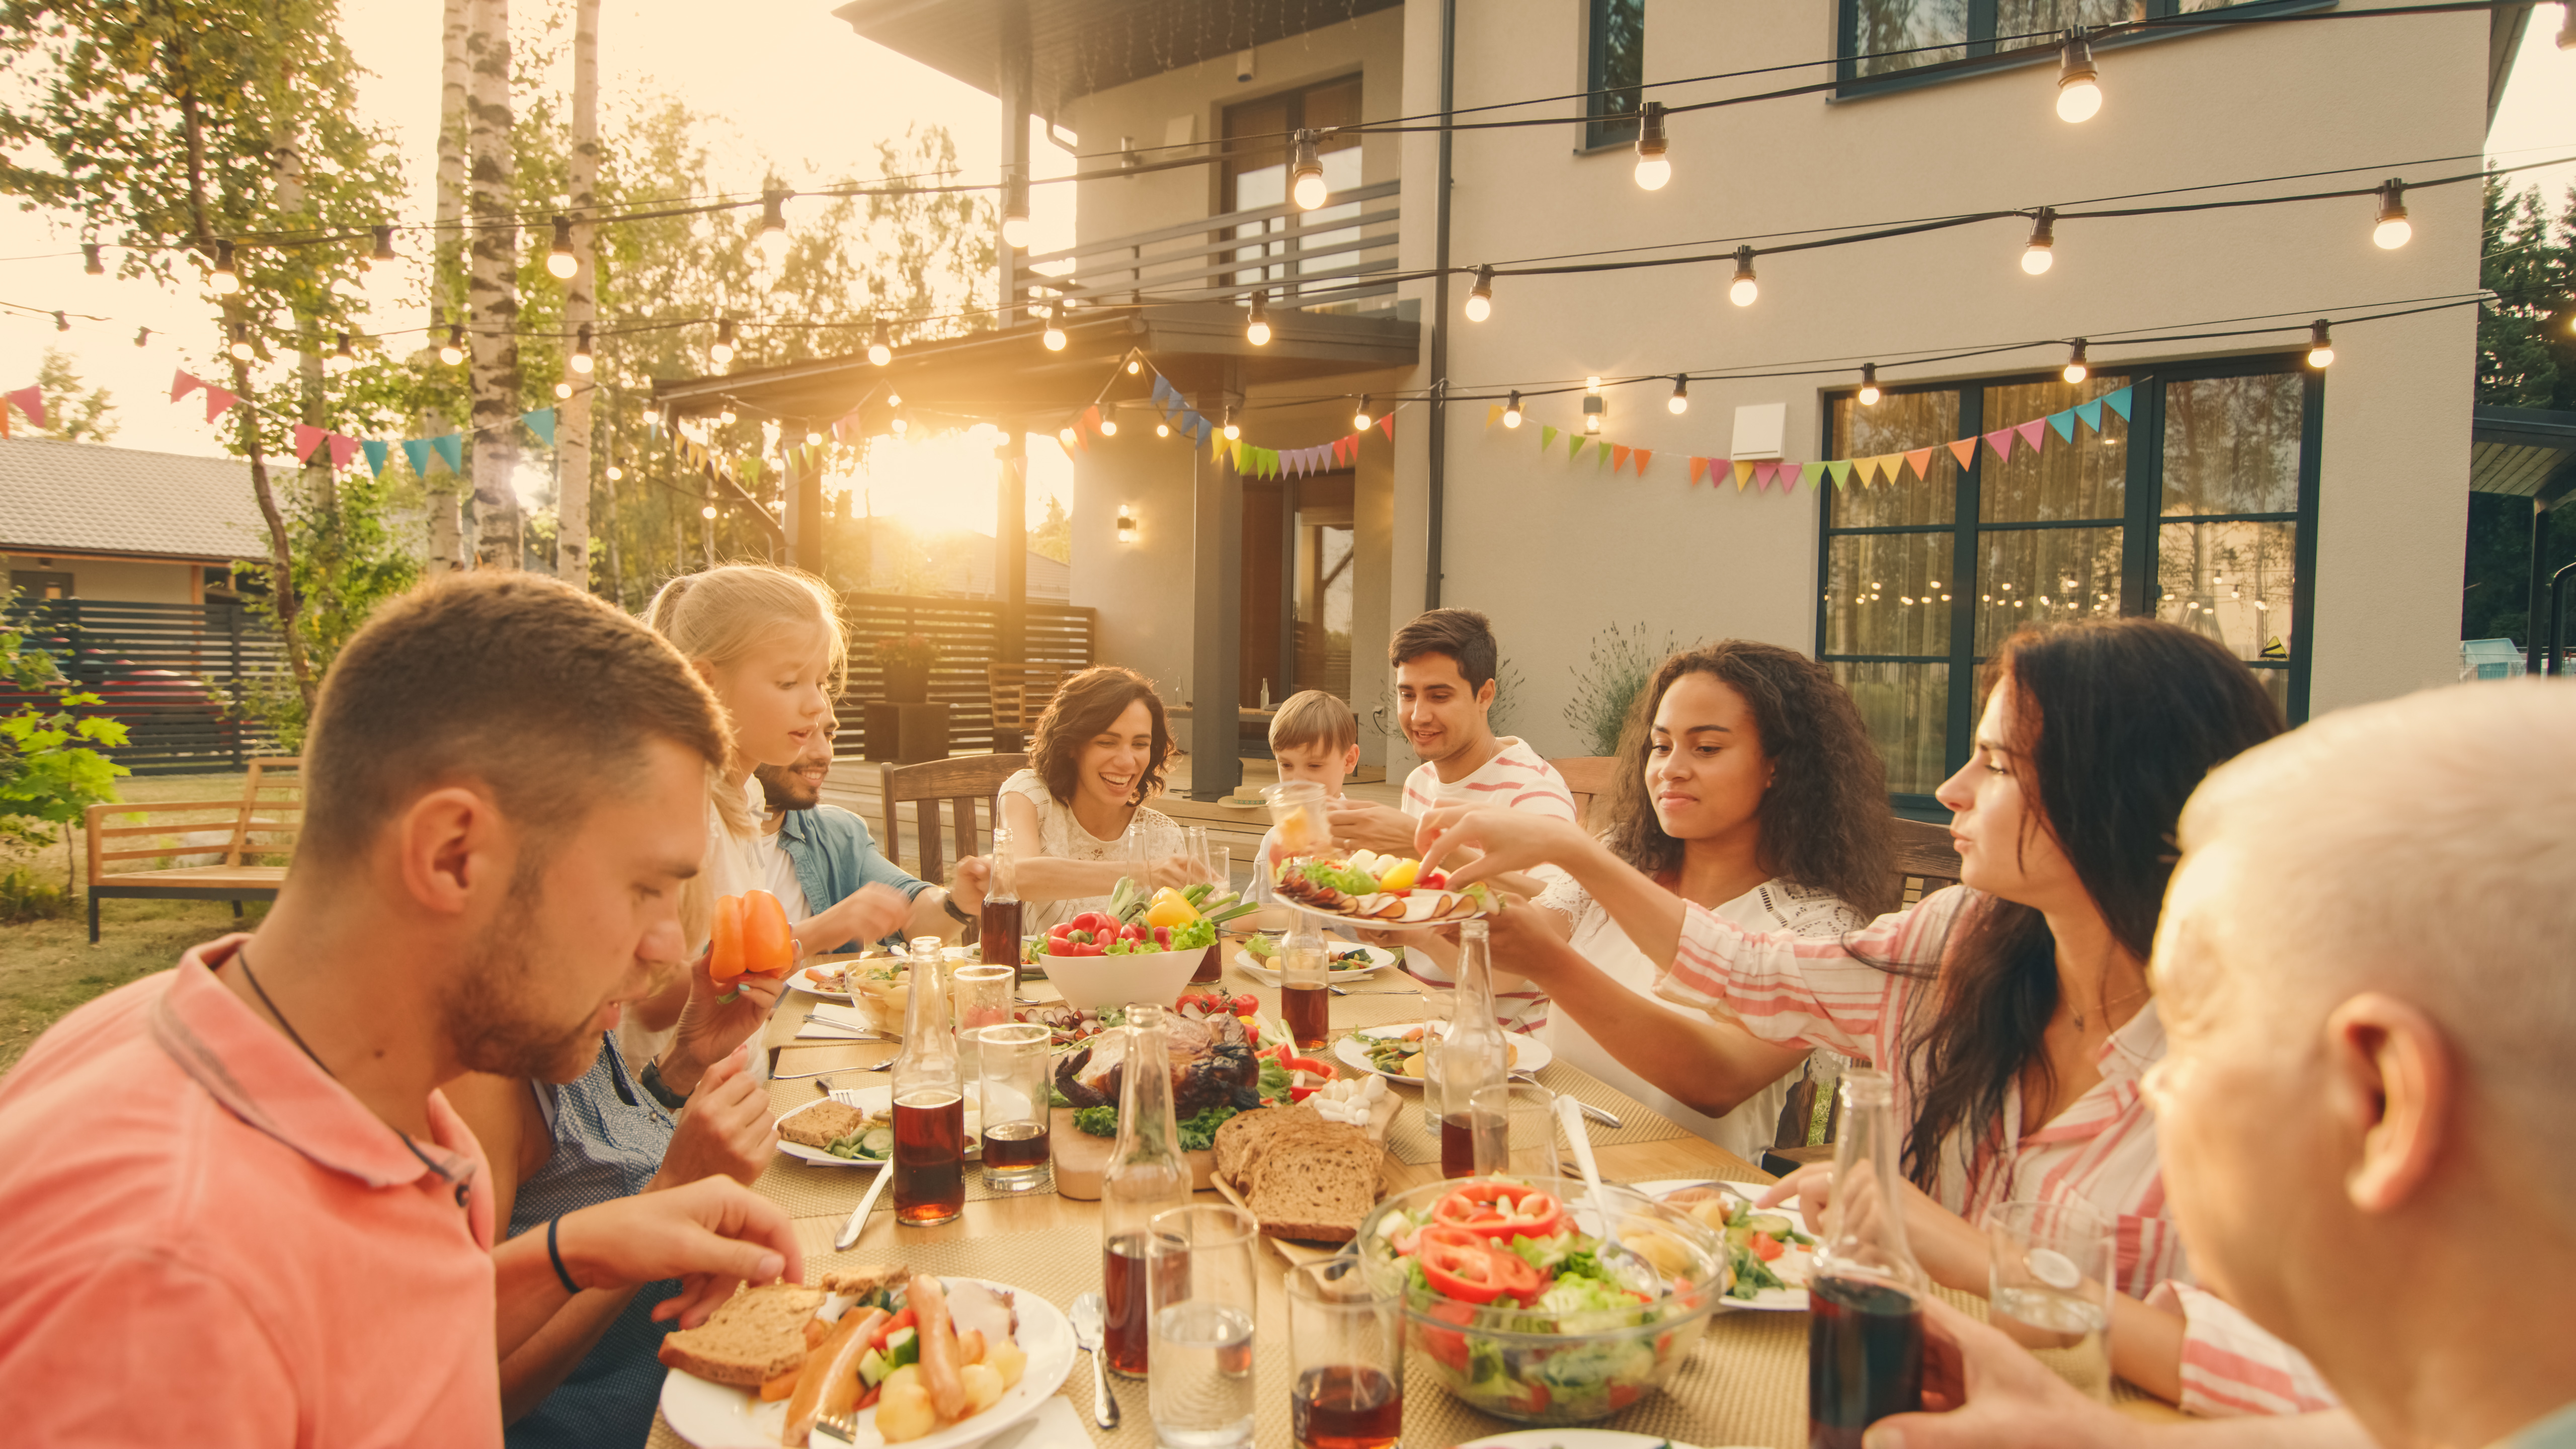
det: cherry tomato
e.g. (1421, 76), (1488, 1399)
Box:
(1420, 869), (1448, 889)
(1749, 1231), (1786, 1263)
(1152, 925), (1172, 947)
(708, 894), (748, 981)
(1231, 993), (1259, 1016)
(740, 889), (793, 976)
(1432, 1182), (1565, 1242)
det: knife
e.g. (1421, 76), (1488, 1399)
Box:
(833, 1161), (895, 1252)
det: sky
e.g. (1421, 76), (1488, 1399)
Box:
(2, 1), (2572, 531)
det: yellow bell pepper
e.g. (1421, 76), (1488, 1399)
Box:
(1145, 887), (1201, 929)
(1377, 857), (1421, 892)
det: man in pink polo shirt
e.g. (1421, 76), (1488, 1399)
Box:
(0, 574), (803, 1447)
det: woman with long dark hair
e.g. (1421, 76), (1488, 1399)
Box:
(995, 665), (1205, 931)
(1428, 620), (2303, 1412)
(1503, 641), (1896, 1159)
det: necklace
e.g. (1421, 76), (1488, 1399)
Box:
(2069, 981), (2151, 1031)
(236, 941), (336, 1080)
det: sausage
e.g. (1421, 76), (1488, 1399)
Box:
(908, 1273), (968, 1421)
(782, 1307), (885, 1447)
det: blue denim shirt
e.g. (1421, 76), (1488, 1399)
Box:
(773, 804), (931, 952)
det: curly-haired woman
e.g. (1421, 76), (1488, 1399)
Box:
(995, 666), (1208, 932)
(1507, 641), (1896, 1159)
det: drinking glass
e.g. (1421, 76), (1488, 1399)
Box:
(1464, 1081), (1560, 1183)
(1286, 1258), (1404, 1449)
(951, 963), (1015, 1076)
(1191, 839), (1232, 982)
(1263, 780), (1331, 870)
(975, 1022), (1053, 1193)
(1986, 1199), (2115, 1402)
(1146, 1202), (1260, 1449)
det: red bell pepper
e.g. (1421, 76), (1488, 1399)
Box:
(867, 1307), (916, 1351)
(1431, 1182), (1565, 1242)
(1417, 1236), (1508, 1305)
(1419, 1299), (1477, 1371)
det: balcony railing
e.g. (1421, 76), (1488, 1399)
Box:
(1024, 179), (1401, 311)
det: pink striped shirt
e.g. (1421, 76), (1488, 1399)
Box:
(1656, 886), (2336, 1418)
(1401, 737), (1576, 1030)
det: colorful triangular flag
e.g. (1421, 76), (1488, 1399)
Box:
(1946, 439), (1978, 469)
(401, 438), (435, 476)
(1611, 444), (1631, 473)
(204, 386), (238, 423)
(1541, 425), (1560, 451)
(5, 386), (44, 429)
(2074, 399), (2104, 432)
(2045, 409), (2076, 444)
(1687, 456), (1707, 487)
(1632, 448), (1652, 475)
(1377, 412), (1394, 440)
(2102, 386), (2134, 422)
(522, 408), (557, 446)
(326, 434), (359, 471)
(1734, 459), (1756, 491)
(1827, 459), (1855, 488)
(1568, 436), (1587, 461)
(1985, 428), (2017, 462)
(1801, 462), (1827, 490)
(291, 424), (327, 462)
(362, 439), (390, 478)
(430, 432), (464, 474)
(1904, 447), (1934, 480)
(1485, 404), (1503, 429)
(169, 370), (203, 404)
(2015, 419), (2047, 453)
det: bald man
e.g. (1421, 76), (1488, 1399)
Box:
(1866, 681), (2576, 1449)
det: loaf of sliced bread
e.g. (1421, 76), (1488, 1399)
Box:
(1242, 1122), (1383, 1244)
(1213, 1102), (1320, 1189)
(778, 1100), (867, 1150)
(656, 1283), (830, 1386)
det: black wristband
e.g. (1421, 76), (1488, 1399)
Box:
(546, 1217), (582, 1295)
(940, 891), (973, 926)
(638, 1056), (691, 1111)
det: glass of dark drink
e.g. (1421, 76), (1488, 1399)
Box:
(1806, 1272), (1924, 1449)
(975, 1021), (1053, 1194)
(1101, 1229), (1188, 1378)
(1456, 1082), (1558, 1182)
(1287, 1258), (1404, 1449)
(1278, 927), (1331, 1052)
(891, 1086), (965, 1225)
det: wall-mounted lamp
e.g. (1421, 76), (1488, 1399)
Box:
(1582, 391), (1605, 436)
(1115, 508), (1140, 545)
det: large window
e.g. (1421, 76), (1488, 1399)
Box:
(1584, 0), (1645, 150)
(1837, 0), (2288, 88)
(1817, 358), (2319, 806)
(1224, 78), (1362, 304)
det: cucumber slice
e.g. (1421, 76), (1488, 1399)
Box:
(857, 1124), (895, 1160)
(1747, 1213), (1797, 1239)
(856, 1347), (890, 1387)
(884, 1326), (919, 1369)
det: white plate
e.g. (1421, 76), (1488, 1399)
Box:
(1283, 888), (1491, 930)
(1631, 1179), (1816, 1312)
(775, 1087), (983, 1167)
(1462, 1433), (1745, 1449)
(788, 963), (858, 1003)
(1333, 1021), (1552, 1083)
(1233, 942), (1401, 986)
(658, 1275), (1077, 1449)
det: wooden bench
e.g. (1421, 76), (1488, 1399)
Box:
(86, 757), (301, 942)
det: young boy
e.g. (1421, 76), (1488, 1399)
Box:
(1249, 691), (1363, 928)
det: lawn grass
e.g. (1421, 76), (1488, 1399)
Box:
(0, 771), (271, 1075)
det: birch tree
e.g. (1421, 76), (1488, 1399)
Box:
(555, 0), (599, 587)
(425, 0), (470, 574)
(466, 0), (523, 569)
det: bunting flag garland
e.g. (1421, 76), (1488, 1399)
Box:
(1946, 438), (1978, 469)
(1984, 428), (2016, 462)
(291, 424), (327, 462)
(401, 438), (436, 477)
(2103, 388), (2135, 422)
(171, 370), (203, 404)
(2046, 409), (2078, 444)
(522, 408), (556, 446)
(429, 433), (464, 475)
(1687, 456), (1707, 487)
(362, 439), (391, 478)
(6, 386), (45, 430)
(203, 385), (238, 423)
(2015, 418), (2047, 452)
(326, 434), (359, 471)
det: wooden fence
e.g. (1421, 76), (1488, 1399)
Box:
(1, 599), (286, 774)
(837, 594), (1096, 755)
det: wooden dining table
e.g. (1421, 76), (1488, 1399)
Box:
(644, 945), (2188, 1449)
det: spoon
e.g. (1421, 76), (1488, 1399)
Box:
(1067, 1292), (1121, 1430)
(1558, 1095), (1653, 1286)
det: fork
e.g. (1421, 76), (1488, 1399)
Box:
(812, 1409), (858, 1445)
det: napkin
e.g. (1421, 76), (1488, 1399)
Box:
(796, 1003), (883, 1041)
(971, 1396), (1089, 1448)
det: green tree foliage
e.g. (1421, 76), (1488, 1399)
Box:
(29, 348), (117, 443)
(1030, 493), (1071, 565)
(0, 598), (129, 908)
(2478, 179), (2576, 410)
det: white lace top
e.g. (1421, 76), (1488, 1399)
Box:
(995, 768), (1179, 932)
(1532, 869), (1862, 1162)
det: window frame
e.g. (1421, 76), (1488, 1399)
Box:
(1580, 0), (1647, 152)
(1831, 0), (2334, 101)
(1814, 351), (2323, 814)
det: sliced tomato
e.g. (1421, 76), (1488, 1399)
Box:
(1500, 1380), (1551, 1417)
(1419, 1299), (1476, 1371)
(867, 1307), (917, 1351)
(1749, 1231), (1786, 1263)
(1606, 1383), (1642, 1412)
(1432, 1182), (1565, 1242)
(1420, 869), (1447, 889)
(1485, 1246), (1544, 1306)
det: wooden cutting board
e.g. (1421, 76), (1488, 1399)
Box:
(1046, 1106), (1220, 1200)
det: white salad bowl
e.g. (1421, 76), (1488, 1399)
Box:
(1036, 946), (1202, 1011)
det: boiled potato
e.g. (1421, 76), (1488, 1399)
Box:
(881, 1364), (920, 1396)
(958, 1362), (1006, 1415)
(873, 1381), (936, 1443)
(985, 1338), (1028, 1389)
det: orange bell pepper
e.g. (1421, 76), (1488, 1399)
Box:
(709, 894), (748, 981)
(740, 889), (794, 977)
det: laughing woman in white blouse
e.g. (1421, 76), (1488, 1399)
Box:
(995, 666), (1209, 933)
(1517, 641), (1897, 1162)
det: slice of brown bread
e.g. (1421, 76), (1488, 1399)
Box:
(1243, 1123), (1383, 1244)
(779, 1100), (868, 1151)
(656, 1283), (829, 1386)
(1213, 1103), (1318, 1188)
(819, 1263), (910, 1305)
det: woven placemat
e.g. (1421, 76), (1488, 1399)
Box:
(1382, 1059), (1694, 1166)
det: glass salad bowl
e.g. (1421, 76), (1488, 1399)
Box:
(1353, 1177), (1730, 1425)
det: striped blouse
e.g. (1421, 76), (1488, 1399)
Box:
(1655, 885), (2338, 1419)
(1399, 738), (1577, 1031)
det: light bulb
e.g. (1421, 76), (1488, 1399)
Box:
(607, 464), (624, 481)
(1126, 358), (1141, 374)
(2306, 318), (2334, 370)
(2055, 31), (2102, 123)
(2022, 208), (2056, 275)
(1586, 376), (1602, 393)
(1667, 375), (1688, 415)
(83, 242), (103, 275)
(887, 390), (902, 408)
(709, 318), (736, 367)
(1041, 310), (1067, 350)
(369, 224), (396, 268)
(1098, 417), (1117, 437)
(754, 190), (789, 268)
(229, 325), (253, 362)
(867, 319), (893, 367)
(719, 407), (737, 426)
(1633, 101), (1670, 191)
(546, 214), (578, 279)
(1353, 396), (1372, 432)
(701, 504), (717, 519)
(1583, 411), (1601, 436)
(1156, 422), (1170, 438)
(1245, 289), (1271, 346)
(1001, 174), (1032, 251)
(891, 414), (908, 436)
(209, 238), (241, 295)
(2062, 339), (2089, 385)
(1728, 248), (1757, 306)
(439, 324), (465, 366)
(570, 323), (594, 374)
(554, 380), (573, 399)
(806, 429), (823, 446)
(1058, 425), (1077, 446)
(1502, 390), (1522, 428)
(1000, 212), (1032, 250)
(1116, 510), (1140, 543)
(1222, 411), (1241, 442)
(1858, 363), (1881, 407)
(1464, 264), (1493, 323)
(1291, 130), (1328, 210)
(2373, 180), (2411, 250)
(328, 332), (355, 372)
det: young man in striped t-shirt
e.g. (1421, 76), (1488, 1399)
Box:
(1328, 608), (1575, 1028)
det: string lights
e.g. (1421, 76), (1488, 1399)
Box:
(1245, 289), (1272, 346)
(328, 331), (355, 372)
(1352, 395), (1373, 432)
(554, 380), (573, 399)
(1858, 363), (1882, 406)
(228, 323), (253, 361)
(2372, 180), (2411, 249)
(2063, 338), (2090, 384)
(2056, 30), (2103, 123)
(867, 319), (894, 367)
(1291, 130), (1329, 210)
(210, 239), (240, 295)
(1633, 102), (1672, 191)
(1098, 414), (1118, 436)
(1502, 390), (1523, 428)
(1667, 375), (1689, 415)
(2306, 319), (2334, 369)
(755, 190), (790, 268)
(1728, 248), (1758, 307)
(440, 324), (465, 366)
(571, 323), (595, 374)
(547, 215), (578, 279)
(1041, 306), (1067, 351)
(1001, 174), (1032, 251)
(1222, 407), (1241, 442)
(2023, 208), (2056, 275)
(369, 225), (397, 269)
(709, 318), (737, 366)
(1155, 420), (1171, 437)
(82, 243), (102, 276)
(1464, 265), (1494, 322)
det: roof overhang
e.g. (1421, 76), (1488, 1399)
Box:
(650, 302), (1419, 431)
(2471, 403), (2576, 508)
(831, 0), (1403, 118)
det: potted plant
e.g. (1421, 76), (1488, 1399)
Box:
(876, 632), (939, 703)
